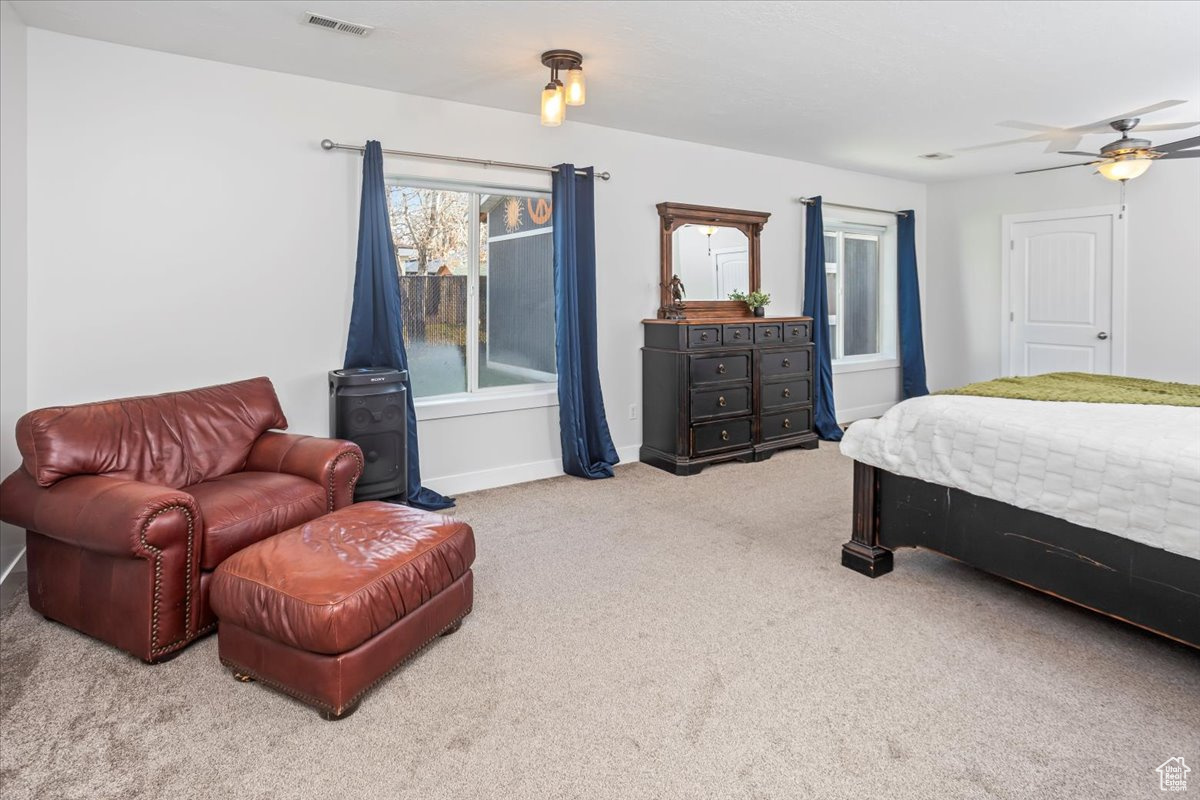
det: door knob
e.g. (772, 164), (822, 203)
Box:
(1097, 331), (1109, 340)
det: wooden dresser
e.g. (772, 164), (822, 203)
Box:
(640, 316), (818, 475)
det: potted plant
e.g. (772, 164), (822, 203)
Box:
(729, 290), (772, 317)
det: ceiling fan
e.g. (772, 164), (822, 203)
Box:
(962, 99), (1198, 153)
(1015, 117), (1200, 181)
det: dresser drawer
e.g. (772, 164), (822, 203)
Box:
(755, 322), (782, 344)
(687, 325), (723, 349)
(692, 418), (752, 455)
(690, 352), (751, 385)
(759, 408), (813, 442)
(691, 385), (751, 421)
(722, 323), (753, 346)
(784, 320), (812, 345)
(760, 347), (812, 378)
(760, 377), (812, 411)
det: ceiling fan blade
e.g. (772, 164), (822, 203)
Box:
(1070, 99), (1188, 131)
(1058, 151), (1102, 157)
(1154, 135), (1200, 153)
(1159, 150), (1200, 159)
(1043, 136), (1082, 153)
(1015, 161), (1100, 175)
(957, 135), (1042, 151)
(1132, 121), (1200, 132)
(996, 120), (1060, 132)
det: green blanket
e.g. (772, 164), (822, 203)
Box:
(938, 372), (1200, 407)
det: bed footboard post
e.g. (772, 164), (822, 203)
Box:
(842, 461), (894, 578)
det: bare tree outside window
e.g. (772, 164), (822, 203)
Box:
(388, 187), (469, 275)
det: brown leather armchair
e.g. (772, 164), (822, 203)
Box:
(0, 378), (363, 662)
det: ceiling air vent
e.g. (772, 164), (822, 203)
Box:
(303, 12), (374, 37)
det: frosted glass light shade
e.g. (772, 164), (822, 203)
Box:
(541, 83), (565, 127)
(1096, 157), (1152, 182)
(564, 68), (586, 106)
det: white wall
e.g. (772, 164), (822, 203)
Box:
(0, 0), (29, 589)
(23, 30), (925, 495)
(926, 161), (1200, 390)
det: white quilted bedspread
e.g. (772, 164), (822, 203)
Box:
(840, 395), (1200, 560)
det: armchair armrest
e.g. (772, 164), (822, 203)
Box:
(245, 432), (363, 511)
(0, 468), (200, 559)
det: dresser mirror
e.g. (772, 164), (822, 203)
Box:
(672, 225), (750, 301)
(657, 203), (770, 319)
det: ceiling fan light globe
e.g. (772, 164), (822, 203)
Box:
(1096, 157), (1152, 181)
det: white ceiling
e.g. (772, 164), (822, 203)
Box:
(11, 0), (1200, 182)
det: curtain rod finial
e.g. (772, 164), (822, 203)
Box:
(320, 139), (334, 151)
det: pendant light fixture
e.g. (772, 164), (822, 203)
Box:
(541, 81), (565, 127)
(540, 49), (585, 127)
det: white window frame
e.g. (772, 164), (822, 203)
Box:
(384, 175), (558, 420)
(824, 219), (899, 372)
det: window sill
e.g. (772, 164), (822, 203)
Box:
(415, 385), (558, 421)
(833, 357), (899, 375)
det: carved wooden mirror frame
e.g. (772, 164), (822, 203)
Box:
(657, 202), (770, 320)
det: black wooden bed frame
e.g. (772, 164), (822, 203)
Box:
(842, 461), (1200, 649)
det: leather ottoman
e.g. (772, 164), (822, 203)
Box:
(209, 501), (474, 719)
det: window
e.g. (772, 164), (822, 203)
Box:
(385, 180), (556, 400)
(824, 222), (896, 365)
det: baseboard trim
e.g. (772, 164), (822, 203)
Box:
(425, 445), (640, 497)
(837, 401), (896, 425)
(0, 547), (27, 608)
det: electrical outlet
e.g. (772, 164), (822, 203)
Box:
(628, 403), (638, 420)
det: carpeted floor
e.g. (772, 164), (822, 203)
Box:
(1, 445), (1196, 799)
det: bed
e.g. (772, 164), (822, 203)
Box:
(839, 373), (1200, 648)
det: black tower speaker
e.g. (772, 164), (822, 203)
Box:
(329, 368), (408, 503)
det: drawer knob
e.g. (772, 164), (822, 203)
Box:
(792, 327), (800, 335)
(782, 388), (791, 398)
(717, 363), (726, 374)
(734, 331), (743, 339)
(783, 418), (791, 429)
(782, 358), (791, 368)
(764, 329), (773, 337)
(718, 396), (727, 407)
(700, 332), (709, 341)
(721, 430), (730, 441)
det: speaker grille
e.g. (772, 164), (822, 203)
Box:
(330, 374), (406, 502)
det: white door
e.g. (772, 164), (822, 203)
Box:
(1008, 213), (1114, 376)
(714, 248), (749, 297)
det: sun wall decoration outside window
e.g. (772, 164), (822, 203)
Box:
(539, 49), (587, 127)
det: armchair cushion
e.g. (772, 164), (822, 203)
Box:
(189, 472), (326, 570)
